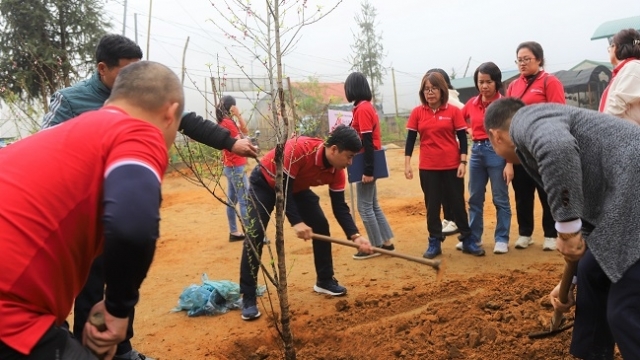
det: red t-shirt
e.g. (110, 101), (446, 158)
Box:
(0, 106), (168, 355)
(351, 101), (382, 150)
(260, 137), (346, 193)
(462, 93), (503, 140)
(506, 70), (566, 105)
(219, 117), (247, 167)
(406, 104), (467, 170)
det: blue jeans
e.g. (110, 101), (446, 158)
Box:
(468, 140), (511, 244)
(223, 165), (249, 234)
(356, 181), (394, 247)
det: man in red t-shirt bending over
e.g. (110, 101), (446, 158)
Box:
(0, 61), (183, 359)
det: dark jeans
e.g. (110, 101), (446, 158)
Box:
(512, 164), (556, 238)
(73, 255), (135, 355)
(0, 325), (98, 359)
(571, 250), (640, 359)
(419, 169), (472, 240)
(239, 167), (334, 298)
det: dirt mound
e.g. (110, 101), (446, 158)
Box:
(217, 269), (618, 360)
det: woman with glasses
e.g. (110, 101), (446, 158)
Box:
(460, 62), (512, 254)
(600, 28), (640, 124)
(506, 41), (565, 252)
(404, 71), (485, 259)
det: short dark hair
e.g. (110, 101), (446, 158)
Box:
(484, 97), (525, 132)
(109, 61), (184, 116)
(344, 72), (372, 103)
(419, 72), (449, 106)
(516, 41), (545, 67)
(96, 34), (143, 67)
(214, 108), (225, 123)
(613, 28), (640, 61)
(427, 68), (453, 89)
(325, 124), (362, 153)
(474, 62), (503, 92)
(219, 95), (236, 116)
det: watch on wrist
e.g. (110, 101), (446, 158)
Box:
(558, 230), (581, 240)
(350, 233), (361, 241)
(460, 160), (467, 165)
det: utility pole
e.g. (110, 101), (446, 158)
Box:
(462, 56), (472, 78)
(180, 36), (190, 85)
(391, 67), (399, 119)
(134, 13), (139, 44)
(122, 0), (128, 36)
(204, 78), (208, 117)
(146, 0), (153, 60)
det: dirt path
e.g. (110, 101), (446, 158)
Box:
(87, 149), (618, 359)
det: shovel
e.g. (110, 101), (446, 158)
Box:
(528, 260), (578, 339)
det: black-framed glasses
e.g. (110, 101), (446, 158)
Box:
(423, 87), (440, 93)
(514, 57), (534, 65)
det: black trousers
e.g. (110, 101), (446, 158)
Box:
(571, 250), (640, 360)
(73, 256), (135, 355)
(419, 169), (472, 240)
(512, 164), (556, 238)
(239, 167), (334, 298)
(0, 325), (98, 359)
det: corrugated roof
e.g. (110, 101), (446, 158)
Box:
(553, 65), (611, 89)
(591, 16), (640, 40)
(450, 70), (520, 90)
(291, 82), (348, 104)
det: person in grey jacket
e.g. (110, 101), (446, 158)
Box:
(40, 34), (257, 360)
(484, 97), (640, 360)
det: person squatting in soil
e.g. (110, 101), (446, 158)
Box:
(506, 41), (565, 252)
(425, 68), (465, 238)
(404, 71), (485, 259)
(344, 72), (396, 260)
(485, 97), (640, 360)
(460, 62), (512, 254)
(39, 34), (257, 360)
(0, 61), (183, 360)
(215, 95), (252, 243)
(600, 28), (640, 124)
(239, 125), (374, 321)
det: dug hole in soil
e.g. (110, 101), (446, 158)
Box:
(76, 149), (621, 360)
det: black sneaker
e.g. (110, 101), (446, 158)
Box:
(352, 251), (381, 260)
(113, 350), (154, 360)
(241, 296), (261, 320)
(380, 244), (395, 251)
(314, 277), (347, 296)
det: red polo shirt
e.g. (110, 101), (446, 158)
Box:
(0, 106), (167, 355)
(406, 104), (467, 170)
(351, 101), (382, 150)
(219, 117), (247, 167)
(506, 70), (566, 105)
(462, 93), (502, 141)
(260, 137), (346, 193)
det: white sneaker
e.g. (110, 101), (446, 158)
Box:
(543, 237), (557, 251)
(514, 236), (533, 249)
(443, 221), (459, 235)
(442, 220), (450, 228)
(493, 242), (509, 254)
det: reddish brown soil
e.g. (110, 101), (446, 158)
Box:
(80, 149), (620, 359)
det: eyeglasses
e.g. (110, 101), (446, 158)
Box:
(514, 57), (535, 65)
(423, 87), (440, 93)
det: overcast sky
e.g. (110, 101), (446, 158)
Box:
(98, 0), (640, 118)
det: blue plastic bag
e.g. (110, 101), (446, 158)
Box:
(173, 274), (265, 317)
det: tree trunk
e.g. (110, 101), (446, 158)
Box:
(56, 0), (70, 87)
(270, 0), (295, 359)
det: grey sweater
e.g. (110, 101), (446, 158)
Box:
(511, 103), (640, 283)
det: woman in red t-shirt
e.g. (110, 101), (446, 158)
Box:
(344, 72), (395, 259)
(404, 72), (485, 258)
(217, 96), (250, 242)
(506, 41), (565, 252)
